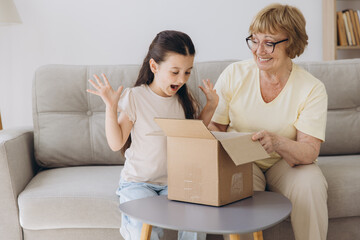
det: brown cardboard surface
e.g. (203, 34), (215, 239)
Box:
(167, 137), (220, 206)
(214, 132), (270, 166)
(217, 145), (253, 205)
(156, 118), (269, 165)
(155, 118), (268, 206)
(154, 118), (215, 139)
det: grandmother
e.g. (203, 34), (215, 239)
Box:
(209, 4), (328, 240)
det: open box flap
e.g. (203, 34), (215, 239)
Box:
(154, 118), (215, 139)
(213, 132), (270, 166)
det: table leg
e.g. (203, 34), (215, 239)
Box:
(140, 223), (152, 240)
(253, 231), (263, 240)
(229, 234), (241, 240)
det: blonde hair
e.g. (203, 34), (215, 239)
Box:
(249, 4), (308, 59)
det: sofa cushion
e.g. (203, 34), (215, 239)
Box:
(190, 60), (237, 108)
(318, 155), (360, 218)
(18, 166), (122, 230)
(298, 59), (360, 155)
(33, 65), (142, 167)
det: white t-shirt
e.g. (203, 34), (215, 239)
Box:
(118, 84), (185, 185)
(212, 59), (328, 171)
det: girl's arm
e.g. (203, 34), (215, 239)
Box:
(87, 73), (133, 151)
(208, 121), (228, 132)
(105, 106), (133, 151)
(197, 79), (219, 127)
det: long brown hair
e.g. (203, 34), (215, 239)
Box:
(121, 30), (199, 155)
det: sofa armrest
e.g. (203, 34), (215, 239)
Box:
(0, 128), (37, 240)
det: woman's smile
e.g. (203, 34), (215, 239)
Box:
(257, 56), (272, 62)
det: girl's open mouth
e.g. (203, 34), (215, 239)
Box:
(170, 85), (180, 91)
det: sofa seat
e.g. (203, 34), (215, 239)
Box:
(317, 155), (360, 219)
(18, 166), (123, 230)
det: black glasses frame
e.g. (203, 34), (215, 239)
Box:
(246, 35), (288, 53)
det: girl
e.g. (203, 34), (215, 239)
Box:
(87, 30), (218, 240)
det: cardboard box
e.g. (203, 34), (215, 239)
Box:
(154, 118), (270, 206)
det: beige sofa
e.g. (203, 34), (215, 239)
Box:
(1, 59), (359, 240)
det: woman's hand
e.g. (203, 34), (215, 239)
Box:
(87, 73), (123, 111)
(199, 79), (219, 109)
(252, 130), (321, 167)
(252, 130), (280, 154)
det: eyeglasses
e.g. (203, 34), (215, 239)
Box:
(246, 35), (288, 54)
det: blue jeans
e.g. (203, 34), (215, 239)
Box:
(116, 178), (206, 240)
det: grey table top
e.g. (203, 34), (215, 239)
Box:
(119, 191), (292, 234)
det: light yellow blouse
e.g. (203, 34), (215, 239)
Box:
(212, 59), (328, 171)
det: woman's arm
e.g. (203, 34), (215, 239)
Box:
(87, 73), (133, 152)
(251, 130), (321, 166)
(197, 79), (219, 126)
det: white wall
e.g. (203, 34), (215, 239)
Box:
(0, 0), (322, 129)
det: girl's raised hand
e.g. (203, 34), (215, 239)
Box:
(87, 73), (123, 111)
(199, 79), (219, 109)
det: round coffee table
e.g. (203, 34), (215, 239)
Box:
(119, 191), (292, 240)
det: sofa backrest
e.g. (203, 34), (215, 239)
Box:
(297, 59), (360, 155)
(33, 59), (360, 167)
